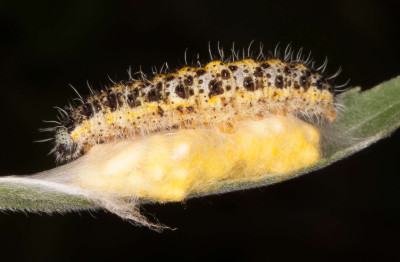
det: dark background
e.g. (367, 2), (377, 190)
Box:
(0, 0), (399, 261)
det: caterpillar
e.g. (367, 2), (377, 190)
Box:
(46, 45), (343, 163)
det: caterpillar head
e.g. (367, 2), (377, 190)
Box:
(54, 127), (81, 162)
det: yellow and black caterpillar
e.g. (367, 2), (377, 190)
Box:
(49, 47), (342, 162)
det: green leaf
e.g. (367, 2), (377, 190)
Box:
(1, 76), (399, 212)
(0, 177), (95, 212)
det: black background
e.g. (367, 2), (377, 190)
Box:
(0, 0), (399, 261)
